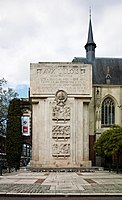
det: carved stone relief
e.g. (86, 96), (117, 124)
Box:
(52, 143), (70, 157)
(52, 125), (70, 139)
(52, 90), (71, 158)
(55, 90), (67, 106)
(52, 106), (70, 121)
(95, 87), (101, 108)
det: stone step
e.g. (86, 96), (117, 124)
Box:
(27, 166), (104, 172)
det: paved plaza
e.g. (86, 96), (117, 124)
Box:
(0, 169), (122, 196)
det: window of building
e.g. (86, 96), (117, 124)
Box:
(22, 144), (31, 158)
(101, 97), (115, 127)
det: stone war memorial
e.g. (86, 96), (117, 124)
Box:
(30, 62), (92, 169)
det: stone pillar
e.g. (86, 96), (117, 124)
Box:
(83, 102), (91, 166)
(83, 102), (89, 160)
(31, 100), (39, 166)
(75, 98), (83, 165)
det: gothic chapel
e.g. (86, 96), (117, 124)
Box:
(72, 15), (122, 166)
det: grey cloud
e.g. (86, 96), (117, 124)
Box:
(0, 0), (122, 89)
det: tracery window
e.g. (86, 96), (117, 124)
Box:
(101, 97), (115, 127)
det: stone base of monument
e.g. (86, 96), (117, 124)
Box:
(30, 160), (92, 168)
(27, 160), (103, 172)
(27, 166), (103, 172)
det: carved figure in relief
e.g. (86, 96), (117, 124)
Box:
(52, 144), (58, 155)
(52, 143), (70, 156)
(52, 125), (70, 138)
(52, 106), (70, 121)
(55, 90), (67, 106)
(52, 90), (70, 121)
(95, 87), (101, 108)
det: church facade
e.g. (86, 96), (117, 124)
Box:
(30, 16), (122, 169)
(72, 16), (122, 166)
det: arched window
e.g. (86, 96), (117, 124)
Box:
(101, 97), (115, 127)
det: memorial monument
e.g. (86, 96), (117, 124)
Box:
(30, 62), (92, 169)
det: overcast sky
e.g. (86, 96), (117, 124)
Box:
(0, 0), (122, 97)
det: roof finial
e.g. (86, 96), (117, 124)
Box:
(89, 6), (91, 19)
(105, 66), (112, 84)
(107, 66), (110, 74)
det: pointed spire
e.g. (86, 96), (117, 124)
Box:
(87, 19), (94, 44)
(85, 8), (96, 62)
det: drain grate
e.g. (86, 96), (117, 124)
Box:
(35, 179), (45, 184)
(84, 179), (96, 184)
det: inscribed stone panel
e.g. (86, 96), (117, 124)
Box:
(30, 62), (92, 96)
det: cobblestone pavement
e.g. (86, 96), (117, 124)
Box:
(0, 170), (122, 195)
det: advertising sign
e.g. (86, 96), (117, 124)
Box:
(21, 116), (30, 136)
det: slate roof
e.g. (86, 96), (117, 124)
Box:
(72, 57), (122, 85)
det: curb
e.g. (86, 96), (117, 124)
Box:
(0, 192), (122, 196)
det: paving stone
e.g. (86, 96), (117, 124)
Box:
(0, 171), (122, 194)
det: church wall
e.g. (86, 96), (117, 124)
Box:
(101, 86), (121, 127)
(73, 84), (122, 165)
(89, 85), (122, 134)
(97, 86), (121, 132)
(89, 88), (95, 135)
(89, 85), (122, 166)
